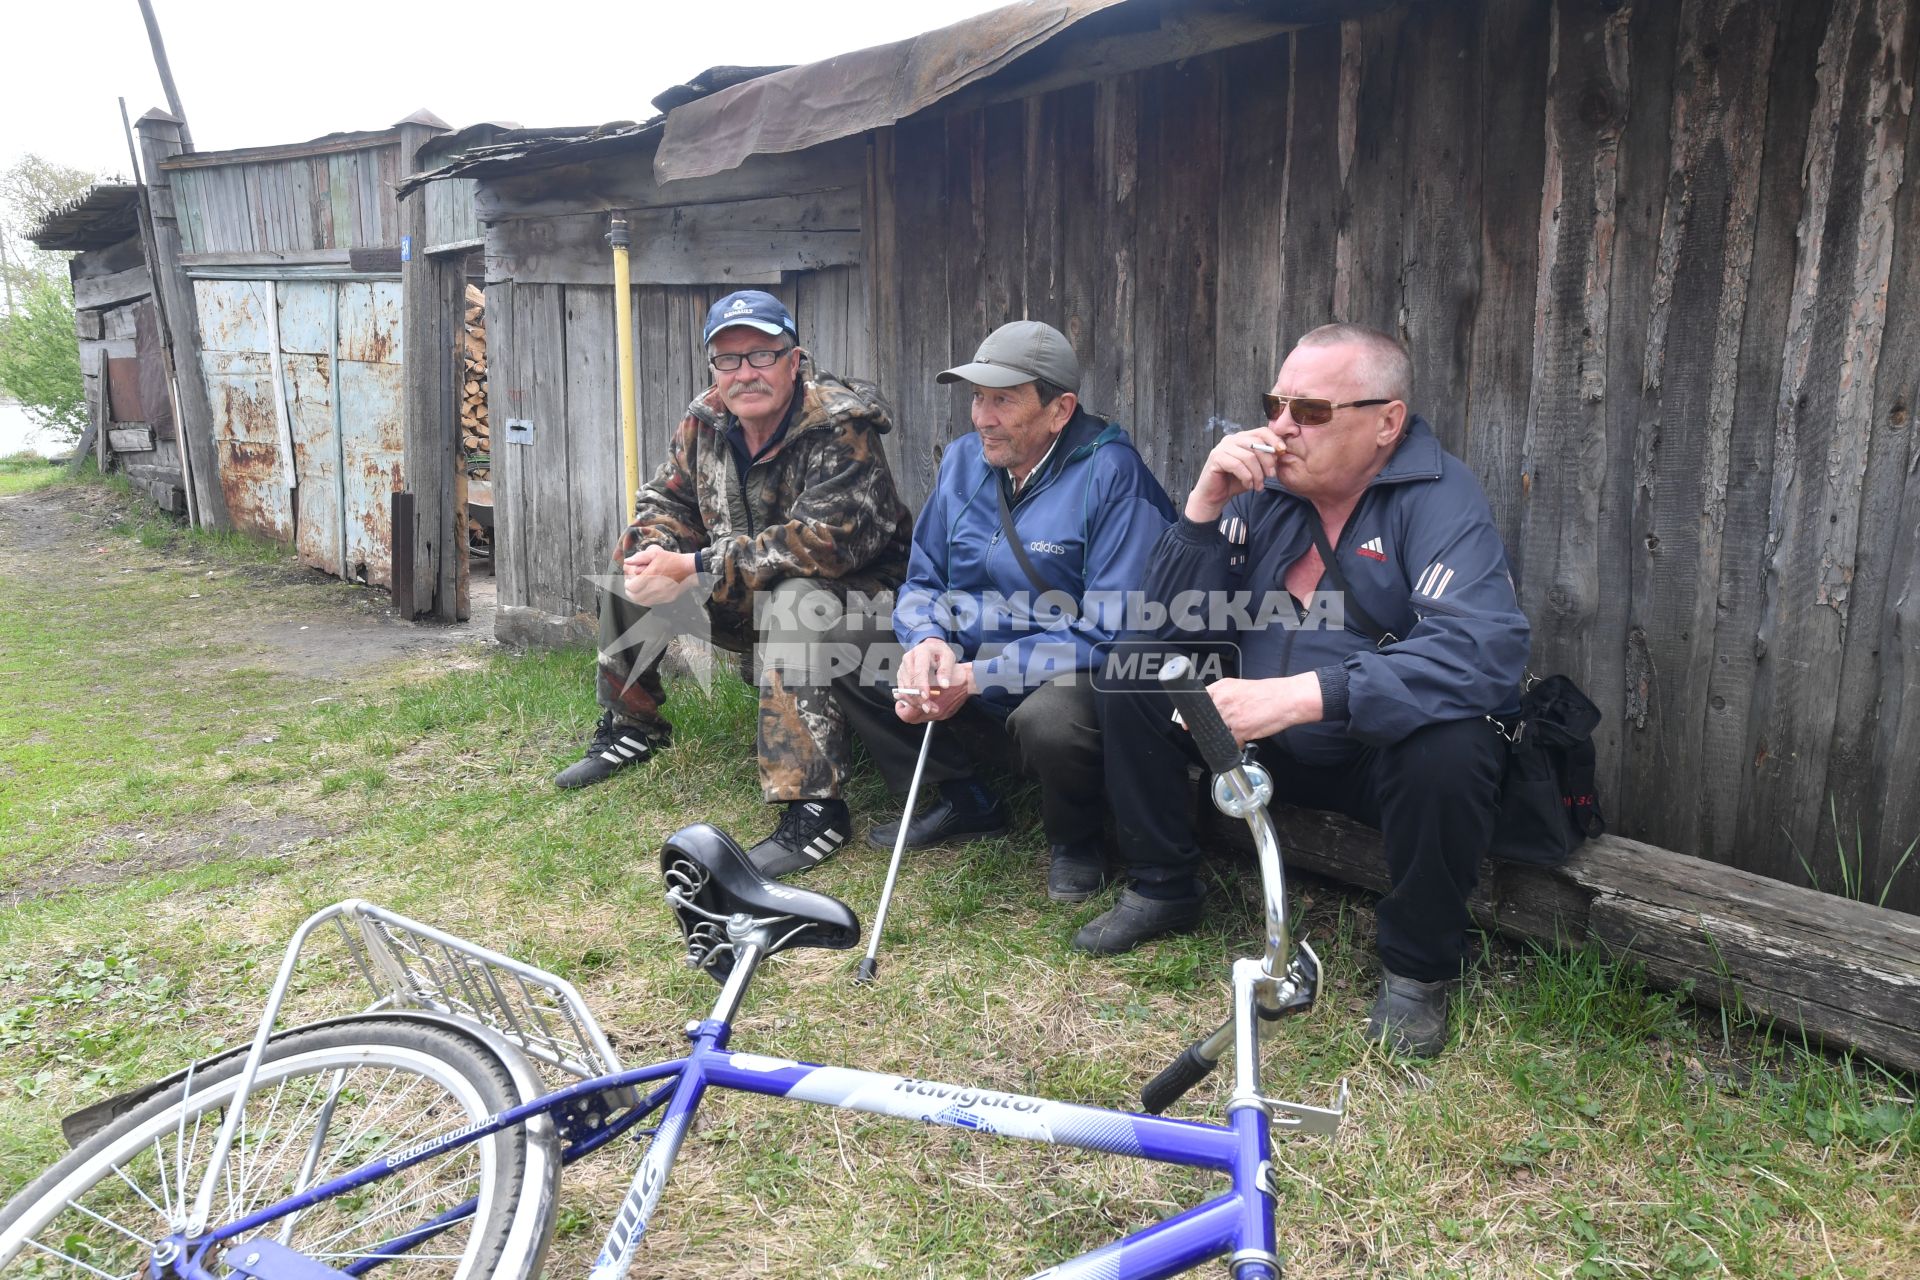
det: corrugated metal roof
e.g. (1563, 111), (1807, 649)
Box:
(28, 184), (142, 252)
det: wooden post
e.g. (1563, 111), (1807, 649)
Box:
(136, 109), (228, 530)
(397, 115), (455, 619)
(134, 0), (193, 152)
(391, 490), (416, 619)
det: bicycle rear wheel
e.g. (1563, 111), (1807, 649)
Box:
(0, 1018), (550, 1279)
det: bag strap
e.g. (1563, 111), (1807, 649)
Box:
(1307, 519), (1395, 647)
(997, 476), (1079, 622)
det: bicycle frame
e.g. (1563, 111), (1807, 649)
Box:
(149, 662), (1342, 1280)
(163, 912), (1340, 1280)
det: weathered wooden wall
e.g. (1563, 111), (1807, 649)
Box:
(484, 267), (876, 622)
(478, 135), (875, 624)
(473, 0), (1917, 910)
(69, 234), (185, 506)
(163, 136), (406, 257)
(866, 0), (1919, 911)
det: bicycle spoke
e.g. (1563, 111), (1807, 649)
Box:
(60, 1196), (157, 1250)
(109, 1160), (173, 1223)
(147, 1136), (173, 1228)
(20, 1234), (135, 1280)
(6, 1021), (533, 1280)
(298, 1166), (482, 1257)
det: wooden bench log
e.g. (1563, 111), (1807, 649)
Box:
(1206, 803), (1920, 1073)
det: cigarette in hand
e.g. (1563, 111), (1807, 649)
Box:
(893, 687), (925, 699)
(1247, 440), (1278, 455)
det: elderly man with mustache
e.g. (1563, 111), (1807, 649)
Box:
(555, 290), (914, 879)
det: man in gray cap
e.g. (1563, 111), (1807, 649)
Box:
(833, 321), (1175, 906)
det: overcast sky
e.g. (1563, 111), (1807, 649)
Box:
(2, 0), (1012, 183)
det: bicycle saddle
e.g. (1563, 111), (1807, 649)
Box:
(660, 823), (860, 980)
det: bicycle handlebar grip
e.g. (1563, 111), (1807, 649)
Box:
(1158, 654), (1242, 775)
(1140, 1042), (1222, 1115)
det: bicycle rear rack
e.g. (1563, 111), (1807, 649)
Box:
(329, 900), (624, 1083)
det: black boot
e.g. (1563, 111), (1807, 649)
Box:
(866, 778), (1008, 850)
(1365, 970), (1453, 1058)
(1070, 885), (1203, 954)
(749, 799), (852, 879)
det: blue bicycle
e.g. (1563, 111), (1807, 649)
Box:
(0, 660), (1344, 1280)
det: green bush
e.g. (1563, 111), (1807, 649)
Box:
(0, 273), (84, 440)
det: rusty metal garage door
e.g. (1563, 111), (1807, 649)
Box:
(193, 278), (405, 586)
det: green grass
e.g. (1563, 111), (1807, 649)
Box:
(0, 476), (1915, 1278)
(0, 450), (65, 497)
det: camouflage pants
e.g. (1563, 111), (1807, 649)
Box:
(595, 570), (896, 803)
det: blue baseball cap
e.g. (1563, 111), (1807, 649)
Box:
(703, 290), (797, 345)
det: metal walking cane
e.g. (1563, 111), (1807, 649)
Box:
(856, 719), (936, 984)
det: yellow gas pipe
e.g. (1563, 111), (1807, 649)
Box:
(608, 213), (641, 521)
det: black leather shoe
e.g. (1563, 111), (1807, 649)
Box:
(1365, 970), (1453, 1058)
(866, 797), (1009, 851)
(1070, 887), (1203, 954)
(1046, 844), (1109, 903)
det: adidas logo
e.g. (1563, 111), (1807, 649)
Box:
(1357, 537), (1387, 563)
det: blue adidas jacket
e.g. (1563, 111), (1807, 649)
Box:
(895, 407), (1176, 712)
(1143, 415), (1529, 765)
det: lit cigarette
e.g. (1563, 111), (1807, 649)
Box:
(893, 687), (925, 698)
(1247, 440), (1278, 455)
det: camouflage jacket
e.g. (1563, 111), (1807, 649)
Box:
(624, 363), (914, 622)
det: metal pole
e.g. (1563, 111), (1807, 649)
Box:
(856, 721), (936, 984)
(608, 213), (641, 522)
(135, 0), (194, 151)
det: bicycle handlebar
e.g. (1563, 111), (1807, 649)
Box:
(1140, 655), (1323, 1116)
(1158, 655), (1242, 774)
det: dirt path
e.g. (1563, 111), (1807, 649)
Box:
(0, 481), (497, 680)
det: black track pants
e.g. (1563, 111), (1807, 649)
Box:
(1099, 675), (1504, 981)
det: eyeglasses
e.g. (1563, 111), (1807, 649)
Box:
(709, 346), (793, 372)
(1261, 392), (1393, 427)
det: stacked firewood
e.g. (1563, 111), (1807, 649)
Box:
(460, 285), (490, 476)
(460, 284), (492, 553)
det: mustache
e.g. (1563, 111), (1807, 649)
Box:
(726, 379), (776, 398)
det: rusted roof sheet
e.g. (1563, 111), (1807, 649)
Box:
(654, 0), (1125, 182)
(28, 184), (141, 252)
(399, 0), (1390, 195)
(396, 122), (665, 197)
(650, 64), (793, 114)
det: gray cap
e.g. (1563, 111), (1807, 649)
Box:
(937, 320), (1081, 392)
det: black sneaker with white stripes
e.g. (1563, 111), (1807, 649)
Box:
(554, 712), (664, 789)
(748, 799), (851, 879)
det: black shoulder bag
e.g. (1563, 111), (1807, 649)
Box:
(1307, 521), (1605, 867)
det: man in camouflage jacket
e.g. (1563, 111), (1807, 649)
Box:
(556, 290), (912, 876)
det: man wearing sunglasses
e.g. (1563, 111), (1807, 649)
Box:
(1093, 324), (1528, 1059)
(556, 289), (914, 880)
